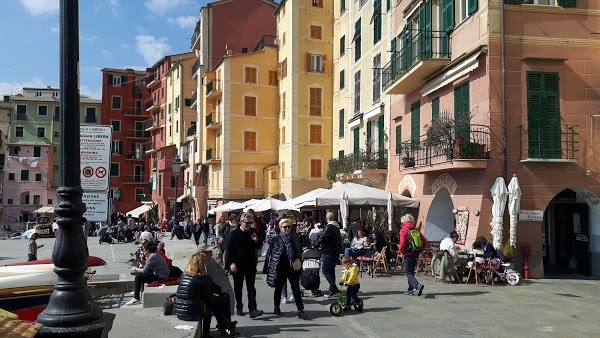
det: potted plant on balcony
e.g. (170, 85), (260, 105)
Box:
(424, 113), (454, 159)
(401, 142), (415, 168)
(453, 138), (485, 159)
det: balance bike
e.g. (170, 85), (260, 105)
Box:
(329, 285), (363, 316)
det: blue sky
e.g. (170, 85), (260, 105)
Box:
(0, 0), (208, 99)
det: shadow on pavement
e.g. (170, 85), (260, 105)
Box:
(422, 291), (489, 299)
(238, 323), (335, 338)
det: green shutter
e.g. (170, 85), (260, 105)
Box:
(527, 72), (561, 159)
(432, 97), (440, 120)
(340, 35), (345, 56)
(353, 128), (360, 155)
(419, 0), (433, 58)
(341, 0), (346, 14)
(374, 0), (382, 44)
(468, 0), (478, 15)
(558, 0), (576, 7)
(340, 69), (345, 89)
(391, 38), (397, 77)
(339, 109), (345, 138)
(454, 82), (470, 141)
(401, 22), (412, 71)
(505, 0), (523, 4)
(355, 19), (362, 61)
(366, 120), (372, 140)
(440, 0), (454, 57)
(411, 101), (420, 146)
(386, 0), (391, 12)
(377, 115), (385, 150)
(395, 125), (402, 154)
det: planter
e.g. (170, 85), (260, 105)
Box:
(402, 157), (415, 168)
(453, 141), (485, 159)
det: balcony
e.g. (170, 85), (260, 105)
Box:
(124, 108), (149, 117)
(190, 20), (201, 50)
(145, 99), (159, 112)
(144, 140), (157, 154)
(147, 73), (160, 89)
(519, 125), (577, 163)
(125, 151), (145, 160)
(205, 80), (221, 99)
(400, 124), (490, 174)
(143, 118), (158, 131)
(192, 59), (201, 79)
(132, 85), (142, 95)
(206, 113), (221, 130)
(125, 129), (150, 139)
(187, 124), (197, 138)
(327, 150), (388, 187)
(254, 35), (278, 52)
(382, 30), (451, 95)
(122, 175), (146, 184)
(205, 148), (221, 165)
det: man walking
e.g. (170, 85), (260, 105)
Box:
(316, 212), (342, 297)
(226, 213), (264, 318)
(398, 214), (428, 296)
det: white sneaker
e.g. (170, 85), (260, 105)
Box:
(125, 298), (140, 306)
(281, 298), (287, 304)
(288, 295), (294, 302)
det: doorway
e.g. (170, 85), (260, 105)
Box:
(424, 188), (454, 242)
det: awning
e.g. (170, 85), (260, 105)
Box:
(348, 113), (362, 129)
(126, 204), (152, 218)
(32, 206), (54, 214)
(420, 49), (483, 97)
(363, 102), (384, 121)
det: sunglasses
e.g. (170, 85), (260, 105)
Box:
(243, 221), (253, 224)
(281, 226), (291, 229)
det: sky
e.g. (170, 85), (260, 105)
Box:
(0, 0), (209, 99)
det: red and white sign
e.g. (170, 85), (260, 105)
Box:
(80, 126), (112, 191)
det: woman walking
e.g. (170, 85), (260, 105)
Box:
(264, 219), (307, 319)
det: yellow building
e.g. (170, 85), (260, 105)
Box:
(201, 43), (280, 202)
(275, 0), (334, 199)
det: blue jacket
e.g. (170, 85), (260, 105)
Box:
(264, 233), (301, 287)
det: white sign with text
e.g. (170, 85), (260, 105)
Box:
(82, 192), (109, 222)
(80, 125), (112, 191)
(519, 209), (544, 222)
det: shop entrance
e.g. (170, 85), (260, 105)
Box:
(424, 188), (454, 242)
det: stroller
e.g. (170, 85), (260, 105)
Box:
(98, 225), (113, 244)
(487, 258), (520, 285)
(301, 247), (322, 297)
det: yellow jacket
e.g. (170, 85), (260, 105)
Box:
(341, 265), (360, 286)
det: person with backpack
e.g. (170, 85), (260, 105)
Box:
(398, 214), (427, 296)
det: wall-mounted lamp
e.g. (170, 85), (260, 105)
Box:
(473, 210), (480, 216)
(451, 208), (458, 214)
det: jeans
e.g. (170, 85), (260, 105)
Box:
(322, 253), (339, 293)
(344, 248), (365, 258)
(27, 254), (37, 261)
(346, 283), (361, 306)
(273, 270), (303, 311)
(203, 230), (210, 244)
(193, 231), (201, 245)
(404, 254), (419, 290)
(232, 268), (258, 312)
(133, 272), (161, 299)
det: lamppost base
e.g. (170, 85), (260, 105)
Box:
(37, 313), (116, 338)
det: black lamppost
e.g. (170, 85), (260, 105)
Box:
(37, 1), (114, 336)
(172, 155), (183, 221)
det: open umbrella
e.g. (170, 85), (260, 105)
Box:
(243, 198), (283, 212)
(490, 176), (508, 250)
(340, 191), (349, 229)
(507, 175), (521, 248)
(387, 193), (393, 231)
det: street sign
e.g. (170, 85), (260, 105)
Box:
(80, 125), (112, 191)
(82, 192), (109, 222)
(519, 209), (544, 222)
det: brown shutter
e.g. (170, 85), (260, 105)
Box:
(277, 62), (282, 79)
(322, 54), (327, 73)
(306, 53), (312, 72)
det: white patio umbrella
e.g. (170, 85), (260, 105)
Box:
(207, 201), (244, 215)
(490, 176), (509, 250)
(243, 198), (283, 212)
(507, 175), (522, 248)
(387, 192), (393, 231)
(340, 191), (349, 229)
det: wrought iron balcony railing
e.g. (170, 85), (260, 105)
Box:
(143, 118), (154, 130)
(327, 149), (388, 181)
(125, 129), (150, 138)
(519, 125), (577, 161)
(382, 30), (451, 90)
(192, 58), (200, 77)
(190, 20), (201, 49)
(145, 99), (154, 110)
(206, 80), (215, 95)
(187, 124), (197, 138)
(400, 124), (490, 168)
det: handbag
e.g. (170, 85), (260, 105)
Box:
(163, 294), (176, 315)
(292, 258), (302, 271)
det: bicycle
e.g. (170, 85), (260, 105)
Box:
(329, 284), (363, 316)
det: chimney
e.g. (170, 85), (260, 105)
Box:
(225, 45), (233, 56)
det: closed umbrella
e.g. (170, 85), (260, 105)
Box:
(340, 191), (349, 230)
(507, 175), (521, 248)
(490, 176), (508, 250)
(387, 193), (393, 231)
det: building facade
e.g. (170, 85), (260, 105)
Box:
(385, 0), (600, 277)
(101, 68), (151, 215)
(275, 0), (334, 200)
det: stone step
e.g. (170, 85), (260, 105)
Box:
(142, 284), (178, 308)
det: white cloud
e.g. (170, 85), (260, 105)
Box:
(136, 35), (171, 66)
(109, 0), (119, 17)
(145, 0), (191, 16)
(0, 78), (45, 96)
(120, 43), (129, 48)
(80, 85), (102, 100)
(167, 16), (196, 29)
(19, 0), (59, 16)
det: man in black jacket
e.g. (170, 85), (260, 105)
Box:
(316, 211), (342, 297)
(226, 213), (264, 318)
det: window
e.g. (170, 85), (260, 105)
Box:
(33, 146), (41, 157)
(175, 96), (180, 109)
(7, 199), (13, 205)
(48, 199), (53, 205)
(135, 100), (142, 115)
(112, 140), (123, 154)
(271, 171), (278, 179)
(38, 105), (48, 115)
(373, 0), (382, 44)
(282, 32), (286, 45)
(16, 105), (27, 120)
(110, 163), (119, 176)
(526, 71), (561, 158)
(52, 91), (59, 97)
(310, 25), (322, 39)
(454, 82), (470, 140)
(244, 67), (257, 84)
(432, 97), (440, 120)
(244, 96), (257, 116)
(282, 58), (288, 78)
(15, 126), (24, 137)
(339, 109), (345, 138)
(111, 120), (121, 132)
(306, 53), (324, 73)
(309, 88), (322, 116)
(35, 173), (42, 182)
(281, 161), (285, 177)
(310, 159), (322, 178)
(310, 125), (322, 143)
(33, 195), (40, 205)
(37, 127), (46, 138)
(339, 150), (345, 158)
(411, 101), (421, 146)
(281, 127), (286, 144)
(244, 171), (256, 189)
(340, 35), (346, 57)
(8, 173), (15, 181)
(354, 19), (361, 61)
(395, 125), (402, 154)
(341, 0), (346, 14)
(339, 69), (345, 90)
(170, 176), (176, 188)
(243, 131), (257, 151)
(459, 0), (479, 21)
(36, 91), (42, 97)
(372, 54), (381, 103)
(354, 71), (361, 114)
(85, 107), (96, 123)
(312, 0), (323, 8)
(54, 106), (59, 121)
(281, 92), (286, 119)
(135, 188), (144, 202)
(112, 96), (122, 109)
(21, 170), (29, 181)
(268, 71), (278, 85)
(54, 131), (59, 138)
(112, 75), (122, 86)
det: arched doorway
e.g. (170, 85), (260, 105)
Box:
(424, 188), (455, 242)
(543, 187), (600, 277)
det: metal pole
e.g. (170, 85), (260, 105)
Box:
(37, 0), (114, 335)
(174, 175), (178, 221)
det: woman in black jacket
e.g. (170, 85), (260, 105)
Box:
(173, 249), (239, 337)
(264, 219), (307, 319)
